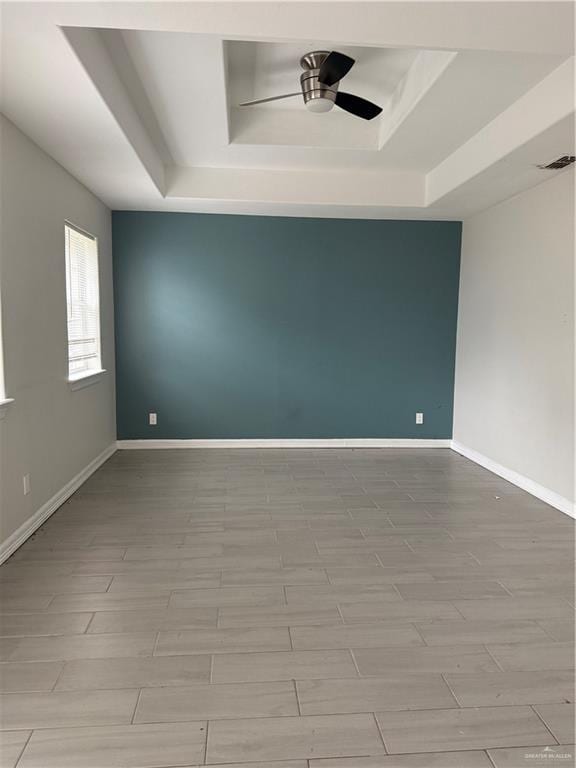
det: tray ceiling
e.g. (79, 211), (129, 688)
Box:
(1, 2), (574, 218)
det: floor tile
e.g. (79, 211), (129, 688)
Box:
(285, 584), (402, 605)
(309, 751), (493, 767)
(297, 675), (456, 714)
(376, 706), (555, 753)
(0, 613), (92, 637)
(325, 567), (434, 585)
(123, 545), (223, 560)
(486, 641), (575, 671)
(377, 552), (479, 567)
(0, 661), (63, 692)
(135, 681), (298, 722)
(444, 670), (574, 706)
(184, 530), (278, 545)
(282, 553), (380, 567)
(13, 548), (125, 563)
(0, 596), (53, 614)
(416, 620), (551, 645)
(16, 722), (207, 768)
(469, 552), (573, 567)
(205, 714), (385, 763)
(0, 632), (155, 662)
(155, 627), (291, 655)
(498, 575), (575, 598)
(108, 572), (221, 591)
(206, 763), (306, 768)
(277, 530), (364, 545)
(353, 645), (500, 676)
(55, 654), (211, 690)
(218, 605), (342, 628)
(73, 559), (196, 575)
(452, 598), (574, 621)
(0, 576), (112, 595)
(0, 559), (79, 575)
(169, 586), (285, 608)
(87, 607), (218, 634)
(395, 581), (510, 600)
(132, 553), (282, 570)
(290, 623), (423, 650)
(89, 534), (187, 546)
(0, 689), (138, 730)
(212, 649), (358, 683)
(340, 601), (461, 623)
(47, 592), (170, 613)
(221, 567), (328, 585)
(538, 620), (575, 641)
(487, 745), (575, 767)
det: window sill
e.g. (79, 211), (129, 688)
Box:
(68, 369), (107, 391)
(0, 397), (15, 420)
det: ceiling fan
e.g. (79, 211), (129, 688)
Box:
(239, 50), (383, 121)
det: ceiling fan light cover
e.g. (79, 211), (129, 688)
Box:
(306, 96), (335, 113)
(300, 69), (337, 113)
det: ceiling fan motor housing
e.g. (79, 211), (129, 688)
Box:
(300, 51), (338, 111)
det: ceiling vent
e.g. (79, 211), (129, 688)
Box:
(537, 155), (575, 170)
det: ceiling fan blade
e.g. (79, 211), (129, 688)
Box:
(239, 92), (301, 106)
(335, 91), (382, 120)
(318, 51), (355, 86)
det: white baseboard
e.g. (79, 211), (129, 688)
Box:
(116, 438), (451, 450)
(451, 440), (575, 520)
(0, 443), (117, 565)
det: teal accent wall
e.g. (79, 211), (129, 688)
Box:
(113, 212), (461, 439)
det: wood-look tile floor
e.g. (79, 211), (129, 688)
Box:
(0, 448), (574, 768)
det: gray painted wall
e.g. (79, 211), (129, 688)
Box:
(454, 170), (574, 504)
(0, 116), (116, 550)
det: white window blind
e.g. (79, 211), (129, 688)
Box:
(65, 223), (101, 379)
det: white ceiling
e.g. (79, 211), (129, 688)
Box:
(0, 2), (574, 219)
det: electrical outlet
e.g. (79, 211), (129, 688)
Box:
(415, 412), (424, 425)
(22, 474), (31, 495)
(149, 412), (157, 426)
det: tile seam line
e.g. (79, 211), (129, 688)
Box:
(481, 642), (507, 672)
(6, 701), (569, 730)
(372, 710), (390, 754)
(12, 728), (33, 768)
(529, 703), (563, 745)
(439, 672), (465, 708)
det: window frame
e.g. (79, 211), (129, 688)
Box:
(0, 290), (14, 418)
(64, 221), (105, 389)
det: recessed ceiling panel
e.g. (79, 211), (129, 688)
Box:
(227, 40), (419, 149)
(117, 28), (567, 173)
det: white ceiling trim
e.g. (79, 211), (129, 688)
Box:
(428, 57), (576, 205)
(49, 2), (575, 55)
(63, 26), (167, 195)
(167, 166), (424, 208)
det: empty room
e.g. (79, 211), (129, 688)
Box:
(0, 1), (574, 767)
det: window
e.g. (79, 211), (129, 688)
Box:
(0, 288), (14, 417)
(65, 223), (102, 381)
